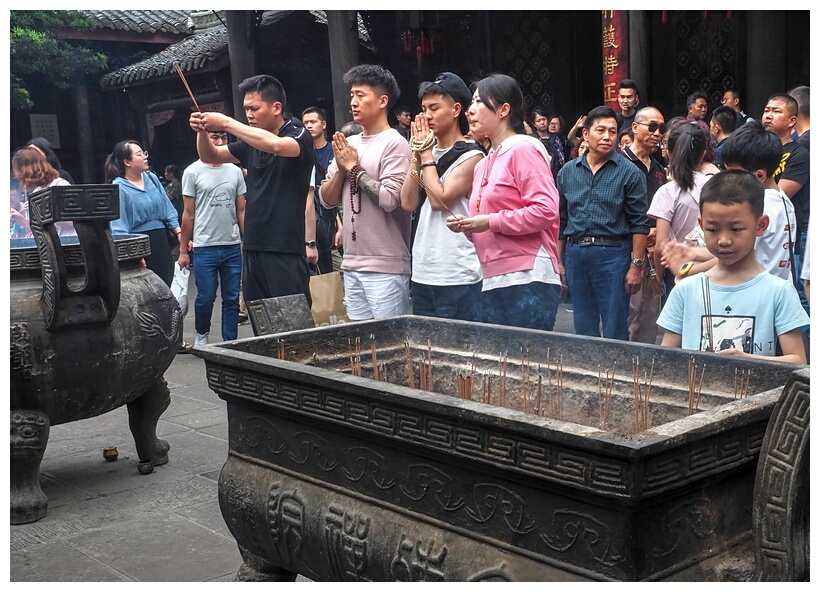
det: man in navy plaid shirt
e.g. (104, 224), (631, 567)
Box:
(556, 105), (650, 341)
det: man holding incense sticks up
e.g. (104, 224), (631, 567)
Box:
(189, 74), (315, 312)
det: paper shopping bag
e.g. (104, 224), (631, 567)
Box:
(309, 270), (348, 325)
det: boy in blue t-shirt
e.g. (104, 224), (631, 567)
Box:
(657, 170), (808, 363)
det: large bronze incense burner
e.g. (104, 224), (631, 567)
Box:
(10, 185), (180, 524)
(195, 316), (804, 581)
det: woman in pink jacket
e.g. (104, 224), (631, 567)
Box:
(446, 73), (561, 330)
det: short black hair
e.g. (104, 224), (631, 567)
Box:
(618, 79), (640, 96)
(584, 105), (619, 130)
(700, 169), (765, 218)
(344, 64), (401, 110)
(618, 128), (634, 142)
(767, 93), (799, 117)
(531, 106), (548, 121)
(686, 90), (708, 107)
(711, 106), (739, 134)
(237, 75), (288, 111)
(720, 121), (783, 178)
(393, 104), (411, 116)
(301, 106), (327, 121)
(788, 85), (810, 117)
(165, 164), (180, 178)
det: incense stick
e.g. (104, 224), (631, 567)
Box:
(174, 63), (201, 112)
(405, 338), (415, 388)
(370, 334), (379, 381)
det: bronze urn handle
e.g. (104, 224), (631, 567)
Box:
(27, 185), (121, 331)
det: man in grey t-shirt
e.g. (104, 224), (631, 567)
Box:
(179, 130), (247, 346)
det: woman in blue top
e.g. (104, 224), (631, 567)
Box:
(105, 140), (180, 286)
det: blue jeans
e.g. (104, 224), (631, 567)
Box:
(482, 281), (560, 331)
(193, 244), (242, 341)
(565, 240), (631, 340)
(411, 281), (483, 322)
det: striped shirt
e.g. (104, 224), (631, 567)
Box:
(557, 149), (650, 239)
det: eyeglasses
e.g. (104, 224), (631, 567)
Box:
(133, 151), (148, 159)
(635, 121), (666, 134)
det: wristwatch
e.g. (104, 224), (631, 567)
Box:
(630, 257), (644, 268)
(305, 240), (317, 248)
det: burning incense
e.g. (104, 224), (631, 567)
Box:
(278, 338), (285, 360)
(536, 366), (543, 416)
(174, 63), (201, 112)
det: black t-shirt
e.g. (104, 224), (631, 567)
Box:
(623, 147), (666, 227)
(228, 120), (314, 253)
(774, 140), (810, 234)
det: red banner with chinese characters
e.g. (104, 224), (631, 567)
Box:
(602, 10), (629, 109)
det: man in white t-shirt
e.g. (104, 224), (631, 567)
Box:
(399, 72), (485, 321)
(179, 130), (247, 346)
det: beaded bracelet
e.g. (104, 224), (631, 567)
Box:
(348, 165), (366, 242)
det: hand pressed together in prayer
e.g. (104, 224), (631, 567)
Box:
(410, 114), (433, 153)
(331, 132), (359, 173)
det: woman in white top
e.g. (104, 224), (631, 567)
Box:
(648, 119), (720, 275)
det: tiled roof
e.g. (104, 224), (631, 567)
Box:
(100, 11), (370, 89)
(80, 10), (195, 35)
(100, 28), (227, 87)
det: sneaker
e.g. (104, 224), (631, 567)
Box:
(194, 332), (210, 347)
(237, 314), (249, 326)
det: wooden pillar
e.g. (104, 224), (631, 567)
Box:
(226, 11), (258, 123)
(746, 12), (785, 120)
(628, 11), (649, 101)
(73, 84), (96, 184)
(326, 10), (360, 131)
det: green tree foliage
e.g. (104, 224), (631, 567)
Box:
(10, 10), (108, 110)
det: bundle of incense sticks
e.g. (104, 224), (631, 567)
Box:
(535, 368), (543, 416)
(597, 362), (615, 430)
(347, 337), (362, 377)
(498, 352), (508, 408)
(483, 373), (492, 405)
(687, 356), (705, 415)
(733, 367), (751, 399)
(631, 358), (655, 433)
(455, 371), (474, 400)
(277, 338), (285, 360)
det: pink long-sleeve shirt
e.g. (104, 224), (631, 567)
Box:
(468, 135), (560, 279)
(320, 128), (412, 275)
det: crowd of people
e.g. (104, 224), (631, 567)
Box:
(10, 69), (810, 364)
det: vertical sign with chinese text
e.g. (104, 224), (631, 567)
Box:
(29, 114), (61, 149)
(602, 11), (629, 110)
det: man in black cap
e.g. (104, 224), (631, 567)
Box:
(399, 72), (485, 321)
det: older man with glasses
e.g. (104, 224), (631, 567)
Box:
(622, 107), (668, 344)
